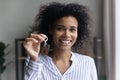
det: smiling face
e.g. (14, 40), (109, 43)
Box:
(50, 16), (78, 51)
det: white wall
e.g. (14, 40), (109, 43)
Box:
(115, 0), (120, 80)
(0, 0), (102, 80)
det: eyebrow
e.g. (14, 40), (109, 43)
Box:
(55, 24), (77, 28)
(70, 26), (77, 29)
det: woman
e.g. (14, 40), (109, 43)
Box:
(23, 2), (98, 80)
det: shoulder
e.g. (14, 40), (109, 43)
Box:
(72, 52), (95, 63)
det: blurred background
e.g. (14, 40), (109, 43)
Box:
(0, 0), (119, 80)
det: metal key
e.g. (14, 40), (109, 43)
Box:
(43, 37), (48, 47)
(41, 37), (49, 55)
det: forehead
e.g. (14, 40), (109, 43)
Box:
(53, 16), (78, 26)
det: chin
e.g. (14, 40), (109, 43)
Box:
(57, 46), (71, 51)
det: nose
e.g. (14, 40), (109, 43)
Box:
(63, 30), (70, 37)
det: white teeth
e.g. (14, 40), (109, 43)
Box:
(61, 41), (70, 44)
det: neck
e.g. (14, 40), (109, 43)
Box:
(49, 49), (71, 61)
(49, 49), (72, 75)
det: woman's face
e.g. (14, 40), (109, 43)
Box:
(51, 16), (78, 50)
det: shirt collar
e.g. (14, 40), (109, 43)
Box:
(40, 51), (76, 62)
(46, 51), (75, 61)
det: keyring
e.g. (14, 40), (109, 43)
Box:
(41, 37), (50, 55)
(43, 37), (48, 47)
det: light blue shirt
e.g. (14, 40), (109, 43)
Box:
(24, 52), (98, 80)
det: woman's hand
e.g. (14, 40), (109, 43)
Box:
(23, 33), (47, 62)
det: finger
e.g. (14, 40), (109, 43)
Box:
(25, 38), (39, 43)
(38, 33), (47, 39)
(23, 38), (38, 47)
(30, 33), (47, 42)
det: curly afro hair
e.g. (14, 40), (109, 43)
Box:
(35, 2), (92, 52)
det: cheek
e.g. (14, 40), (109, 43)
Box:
(53, 30), (63, 37)
(74, 33), (78, 41)
(75, 35), (78, 41)
(52, 33), (59, 42)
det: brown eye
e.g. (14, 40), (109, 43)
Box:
(70, 28), (77, 32)
(56, 27), (63, 31)
(55, 26), (64, 31)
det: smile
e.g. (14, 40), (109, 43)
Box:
(60, 40), (71, 45)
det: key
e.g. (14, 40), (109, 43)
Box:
(43, 37), (48, 47)
(41, 37), (49, 55)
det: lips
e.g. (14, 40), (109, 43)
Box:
(61, 40), (70, 44)
(60, 39), (71, 45)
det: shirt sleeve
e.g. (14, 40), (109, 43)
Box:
(24, 57), (43, 80)
(91, 60), (98, 80)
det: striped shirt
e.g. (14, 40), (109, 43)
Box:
(24, 52), (98, 80)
